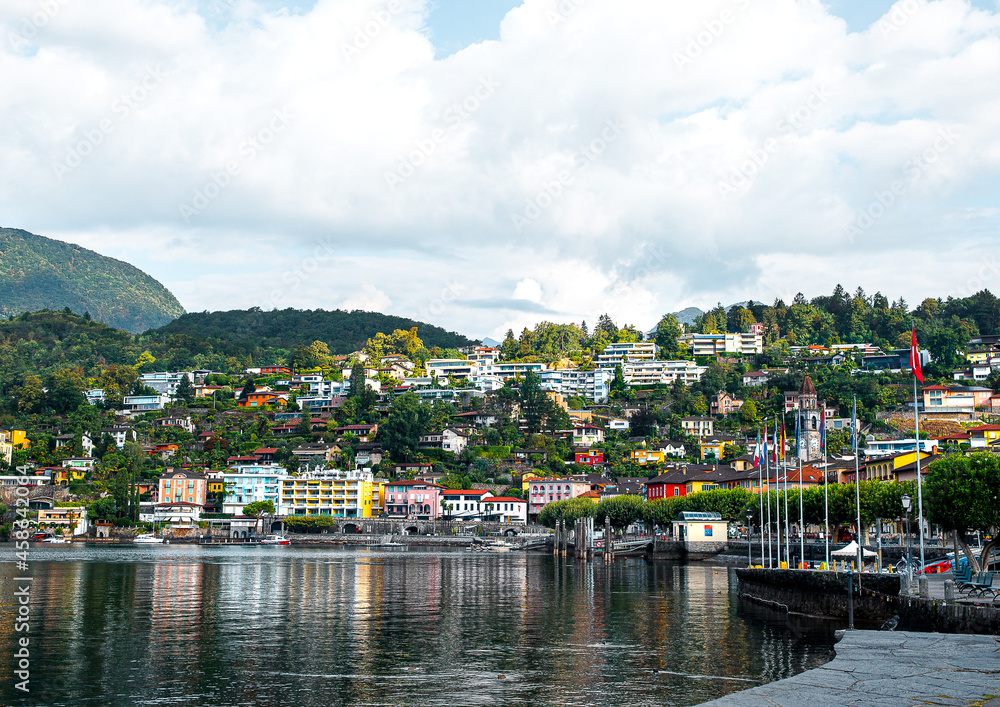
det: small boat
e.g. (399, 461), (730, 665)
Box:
(134, 534), (165, 544)
(42, 537), (68, 544)
(260, 535), (290, 546)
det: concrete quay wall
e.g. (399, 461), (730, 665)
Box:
(698, 630), (1000, 706)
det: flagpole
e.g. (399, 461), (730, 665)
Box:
(823, 403), (829, 569)
(798, 407), (804, 569)
(765, 421), (772, 569)
(914, 373), (925, 571)
(783, 419), (790, 568)
(758, 425), (764, 568)
(909, 322), (926, 573)
(854, 395), (863, 573)
(774, 418), (781, 567)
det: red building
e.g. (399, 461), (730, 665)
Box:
(574, 448), (604, 466)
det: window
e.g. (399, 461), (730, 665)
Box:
(673, 487), (680, 497)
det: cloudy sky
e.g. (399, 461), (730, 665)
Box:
(2, 0), (999, 339)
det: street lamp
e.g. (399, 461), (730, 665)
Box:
(746, 509), (754, 567)
(901, 494), (912, 583)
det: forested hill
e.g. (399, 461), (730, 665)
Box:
(151, 308), (477, 355)
(0, 228), (185, 332)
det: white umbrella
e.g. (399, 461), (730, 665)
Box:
(832, 540), (876, 558)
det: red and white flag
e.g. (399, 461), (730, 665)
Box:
(909, 325), (924, 383)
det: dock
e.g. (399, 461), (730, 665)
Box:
(697, 630), (1000, 706)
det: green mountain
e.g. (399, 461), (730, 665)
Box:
(152, 308), (477, 355)
(0, 228), (185, 333)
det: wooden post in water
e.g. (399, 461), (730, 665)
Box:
(561, 520), (568, 557)
(605, 517), (613, 562)
(553, 521), (560, 555)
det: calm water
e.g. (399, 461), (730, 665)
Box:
(0, 546), (837, 706)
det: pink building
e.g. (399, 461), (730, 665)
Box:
(528, 478), (591, 523)
(384, 480), (443, 520)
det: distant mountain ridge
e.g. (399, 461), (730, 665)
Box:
(0, 228), (185, 333)
(153, 308), (477, 355)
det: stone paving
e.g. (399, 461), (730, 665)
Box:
(698, 631), (1000, 706)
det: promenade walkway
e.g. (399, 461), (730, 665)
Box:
(698, 631), (1000, 706)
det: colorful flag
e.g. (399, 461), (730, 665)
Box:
(753, 431), (761, 468)
(910, 325), (924, 384)
(821, 406), (827, 455)
(763, 421), (769, 463)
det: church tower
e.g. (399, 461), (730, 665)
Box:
(798, 375), (823, 462)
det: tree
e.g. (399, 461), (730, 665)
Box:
(654, 314), (683, 357)
(595, 495), (645, 533)
(174, 375), (195, 404)
(239, 377), (256, 401)
(15, 375), (45, 413)
(88, 496), (117, 522)
(926, 452), (1000, 572)
(740, 400), (759, 425)
(500, 329), (518, 361)
(381, 392), (431, 461)
(519, 369), (547, 435)
(243, 500), (277, 536)
(538, 497), (596, 528)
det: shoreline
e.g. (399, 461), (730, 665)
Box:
(696, 630), (1000, 706)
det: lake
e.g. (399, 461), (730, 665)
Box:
(0, 545), (838, 706)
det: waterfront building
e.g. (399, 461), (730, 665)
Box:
(481, 497), (527, 523)
(527, 477), (591, 522)
(440, 489), (495, 521)
(279, 468), (375, 517)
(221, 464), (285, 515)
(383, 480), (443, 520)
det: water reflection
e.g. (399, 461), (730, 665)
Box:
(0, 546), (836, 707)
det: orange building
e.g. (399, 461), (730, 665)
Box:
(157, 469), (208, 506)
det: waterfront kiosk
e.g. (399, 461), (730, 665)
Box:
(673, 511), (728, 542)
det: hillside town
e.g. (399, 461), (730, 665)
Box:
(4, 295), (1000, 546)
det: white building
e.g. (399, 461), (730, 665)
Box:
(595, 342), (658, 368)
(426, 359), (478, 380)
(687, 333), (763, 356)
(139, 371), (193, 397)
(621, 360), (706, 386)
(419, 428), (469, 454)
(440, 489), (495, 520)
(278, 468), (375, 518)
(123, 394), (171, 412)
(482, 496), (528, 523)
(863, 437), (939, 458)
(221, 464), (288, 515)
(540, 368), (613, 402)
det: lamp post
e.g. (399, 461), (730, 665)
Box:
(746, 509), (754, 568)
(901, 494), (912, 584)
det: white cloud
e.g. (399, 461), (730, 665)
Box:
(2, 0), (999, 339)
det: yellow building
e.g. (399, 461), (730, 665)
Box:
(0, 428), (28, 465)
(860, 449), (935, 482)
(280, 470), (375, 518)
(700, 438), (728, 461)
(0, 428), (29, 448)
(371, 480), (387, 515)
(630, 450), (665, 466)
(521, 471), (543, 494)
(686, 477), (721, 494)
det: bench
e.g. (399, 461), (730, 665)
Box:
(964, 572), (996, 599)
